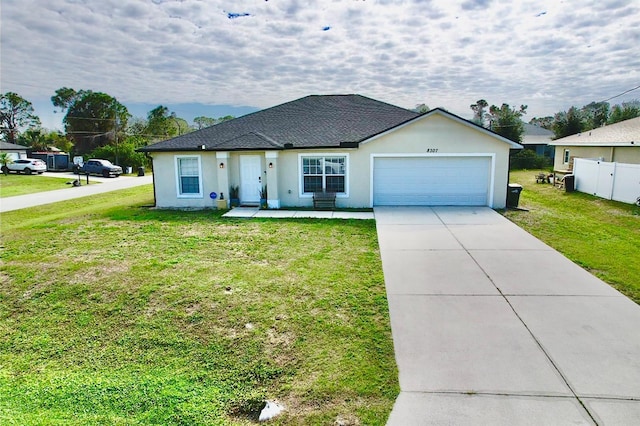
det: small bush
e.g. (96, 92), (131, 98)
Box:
(510, 149), (551, 170)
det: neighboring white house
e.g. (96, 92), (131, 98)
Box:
(139, 95), (522, 209)
(0, 141), (29, 160)
(549, 116), (640, 171)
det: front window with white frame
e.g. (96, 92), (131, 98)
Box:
(301, 155), (347, 194)
(563, 149), (570, 164)
(175, 155), (202, 197)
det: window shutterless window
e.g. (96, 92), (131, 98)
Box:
(175, 156), (202, 197)
(563, 149), (570, 164)
(301, 156), (346, 193)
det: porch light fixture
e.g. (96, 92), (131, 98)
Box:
(219, 162), (224, 169)
(268, 162), (273, 168)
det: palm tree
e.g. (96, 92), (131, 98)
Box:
(21, 128), (48, 151)
(0, 152), (14, 175)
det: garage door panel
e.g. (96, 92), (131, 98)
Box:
(373, 157), (490, 206)
(377, 193), (488, 206)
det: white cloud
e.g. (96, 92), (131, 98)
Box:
(2, 0), (639, 123)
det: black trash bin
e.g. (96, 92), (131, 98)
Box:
(564, 174), (575, 192)
(507, 183), (523, 208)
(137, 166), (145, 176)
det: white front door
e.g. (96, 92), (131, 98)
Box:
(240, 155), (262, 204)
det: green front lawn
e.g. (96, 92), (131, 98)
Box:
(0, 173), (90, 198)
(504, 169), (640, 304)
(0, 186), (397, 425)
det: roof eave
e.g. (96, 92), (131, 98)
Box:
(548, 142), (638, 146)
(137, 146), (210, 153)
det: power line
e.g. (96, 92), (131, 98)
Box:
(62, 116), (116, 122)
(601, 84), (640, 102)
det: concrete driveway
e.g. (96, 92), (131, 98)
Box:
(375, 206), (640, 425)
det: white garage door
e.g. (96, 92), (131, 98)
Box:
(373, 156), (491, 206)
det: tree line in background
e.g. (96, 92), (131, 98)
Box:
(468, 98), (640, 144)
(0, 89), (235, 169)
(466, 98), (638, 170)
(465, 98), (640, 170)
(3, 90), (639, 169)
(530, 100), (640, 139)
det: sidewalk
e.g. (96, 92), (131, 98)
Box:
(223, 206), (374, 219)
(1, 173), (153, 213)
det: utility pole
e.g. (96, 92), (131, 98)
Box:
(113, 99), (119, 165)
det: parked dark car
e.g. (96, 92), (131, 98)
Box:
(81, 159), (122, 177)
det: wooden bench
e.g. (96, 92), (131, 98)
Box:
(313, 191), (336, 210)
(553, 169), (572, 188)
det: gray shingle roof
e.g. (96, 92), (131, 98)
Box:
(549, 116), (640, 146)
(0, 141), (29, 150)
(521, 123), (554, 145)
(139, 95), (420, 152)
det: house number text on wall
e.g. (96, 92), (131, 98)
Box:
(426, 148), (439, 153)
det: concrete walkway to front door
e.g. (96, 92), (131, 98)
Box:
(375, 206), (640, 425)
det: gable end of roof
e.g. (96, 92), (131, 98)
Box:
(359, 108), (523, 149)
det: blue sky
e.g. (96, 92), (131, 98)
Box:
(2, 0), (639, 131)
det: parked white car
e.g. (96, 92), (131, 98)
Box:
(2, 158), (47, 175)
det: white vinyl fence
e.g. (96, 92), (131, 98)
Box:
(573, 158), (640, 205)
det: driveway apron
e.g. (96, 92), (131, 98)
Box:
(375, 206), (640, 425)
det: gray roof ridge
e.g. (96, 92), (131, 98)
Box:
(0, 141), (30, 149)
(309, 93), (416, 112)
(249, 131), (283, 148)
(210, 131), (283, 149)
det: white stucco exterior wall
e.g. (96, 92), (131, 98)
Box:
(357, 113), (512, 208)
(272, 113), (513, 209)
(150, 152), (221, 209)
(553, 146), (640, 170)
(150, 112), (515, 209)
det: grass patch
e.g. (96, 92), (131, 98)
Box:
(0, 174), (87, 197)
(504, 169), (640, 303)
(0, 186), (397, 425)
